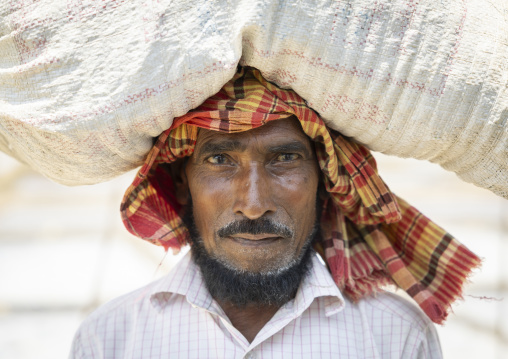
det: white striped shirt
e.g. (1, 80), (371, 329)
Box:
(70, 252), (442, 358)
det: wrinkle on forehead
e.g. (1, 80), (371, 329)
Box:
(193, 117), (313, 158)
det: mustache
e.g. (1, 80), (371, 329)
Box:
(217, 218), (294, 239)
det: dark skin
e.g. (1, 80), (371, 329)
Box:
(174, 117), (320, 343)
(218, 302), (280, 343)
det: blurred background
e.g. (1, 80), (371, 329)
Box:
(1, 150), (507, 358)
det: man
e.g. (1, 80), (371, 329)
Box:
(70, 67), (480, 358)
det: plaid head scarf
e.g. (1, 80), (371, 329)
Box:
(121, 67), (480, 324)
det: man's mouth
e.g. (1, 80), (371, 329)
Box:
(227, 233), (284, 246)
(217, 219), (294, 240)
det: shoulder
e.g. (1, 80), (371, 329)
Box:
(342, 291), (443, 358)
(77, 252), (197, 331)
(355, 290), (433, 330)
(84, 278), (161, 324)
(69, 276), (171, 358)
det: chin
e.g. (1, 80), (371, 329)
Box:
(219, 253), (304, 276)
(191, 238), (315, 307)
(212, 245), (303, 274)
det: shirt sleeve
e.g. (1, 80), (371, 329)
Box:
(401, 321), (442, 359)
(357, 291), (444, 359)
(68, 319), (104, 359)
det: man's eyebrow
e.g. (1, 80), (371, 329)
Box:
(198, 140), (246, 155)
(267, 141), (312, 157)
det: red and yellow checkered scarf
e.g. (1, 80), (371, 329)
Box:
(121, 67), (480, 324)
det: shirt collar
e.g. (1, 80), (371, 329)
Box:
(150, 250), (345, 317)
(291, 253), (345, 317)
(149, 250), (215, 312)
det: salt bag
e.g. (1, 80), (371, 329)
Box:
(0, 0), (506, 199)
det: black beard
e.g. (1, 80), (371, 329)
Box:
(183, 204), (317, 308)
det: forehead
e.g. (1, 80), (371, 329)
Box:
(194, 117), (312, 152)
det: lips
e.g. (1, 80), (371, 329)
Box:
(217, 219), (294, 240)
(227, 234), (284, 246)
(231, 233), (280, 240)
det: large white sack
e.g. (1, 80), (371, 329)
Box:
(0, 0), (506, 198)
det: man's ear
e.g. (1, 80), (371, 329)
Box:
(167, 157), (190, 205)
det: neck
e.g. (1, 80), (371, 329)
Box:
(217, 300), (282, 343)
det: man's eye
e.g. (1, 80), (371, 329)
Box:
(206, 154), (228, 164)
(276, 153), (299, 162)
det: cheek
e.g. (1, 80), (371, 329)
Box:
(274, 168), (319, 226)
(188, 175), (231, 245)
(277, 164), (319, 200)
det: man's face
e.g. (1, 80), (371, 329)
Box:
(182, 117), (320, 274)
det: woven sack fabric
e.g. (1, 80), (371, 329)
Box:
(1, 0), (507, 198)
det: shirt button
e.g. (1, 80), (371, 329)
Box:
(244, 352), (256, 359)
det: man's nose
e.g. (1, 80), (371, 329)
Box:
(232, 162), (277, 219)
